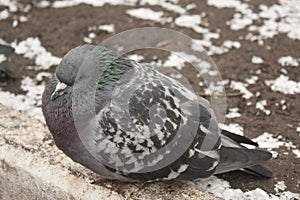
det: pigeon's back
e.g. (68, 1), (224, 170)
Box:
(89, 59), (222, 181)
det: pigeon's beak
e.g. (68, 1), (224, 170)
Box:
(51, 82), (67, 101)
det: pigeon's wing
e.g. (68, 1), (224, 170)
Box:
(216, 130), (272, 177)
(221, 129), (258, 146)
(92, 61), (222, 181)
(215, 146), (272, 176)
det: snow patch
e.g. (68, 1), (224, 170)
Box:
(208, 0), (258, 30)
(127, 54), (144, 62)
(52, 0), (138, 8)
(253, 132), (297, 158)
(278, 56), (299, 67)
(0, 9), (9, 20)
(222, 40), (241, 49)
(253, 132), (284, 150)
(292, 149), (300, 158)
(226, 107), (241, 118)
(163, 51), (211, 74)
(195, 176), (300, 200)
(265, 75), (300, 94)
(88, 24), (115, 33)
(230, 81), (253, 99)
(274, 181), (286, 193)
(252, 56), (264, 64)
(98, 24), (115, 33)
(0, 55), (7, 64)
(126, 8), (171, 23)
(249, 0), (300, 40)
(12, 37), (61, 70)
(246, 75), (258, 85)
(139, 0), (186, 14)
(0, 0), (18, 12)
(175, 14), (208, 34)
(36, 1), (51, 8)
(12, 19), (18, 27)
(256, 100), (271, 115)
(0, 76), (45, 121)
(219, 123), (244, 136)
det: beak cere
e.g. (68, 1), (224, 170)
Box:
(51, 82), (67, 100)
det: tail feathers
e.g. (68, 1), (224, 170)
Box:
(221, 129), (258, 146)
(215, 146), (272, 177)
(243, 165), (273, 178)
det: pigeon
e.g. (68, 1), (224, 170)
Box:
(0, 45), (17, 80)
(42, 45), (272, 183)
(0, 44), (14, 55)
(0, 63), (17, 80)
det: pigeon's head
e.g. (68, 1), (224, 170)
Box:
(56, 44), (96, 86)
(46, 44), (96, 101)
(43, 44), (123, 104)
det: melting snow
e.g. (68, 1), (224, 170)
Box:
(192, 38), (241, 56)
(12, 19), (18, 28)
(127, 54), (144, 62)
(11, 37), (61, 70)
(0, 76), (45, 121)
(274, 181), (287, 193)
(242, 0), (300, 41)
(253, 132), (298, 158)
(88, 24), (115, 33)
(36, 1), (51, 8)
(222, 40), (241, 49)
(253, 133), (284, 150)
(230, 81), (253, 99)
(175, 14), (209, 34)
(0, 54), (7, 63)
(208, 0), (258, 30)
(226, 107), (241, 118)
(126, 8), (171, 23)
(98, 24), (115, 33)
(208, 0), (300, 41)
(52, 0), (138, 8)
(139, 0), (186, 14)
(292, 149), (300, 158)
(0, 9), (9, 20)
(0, 0), (18, 12)
(163, 51), (211, 74)
(195, 176), (300, 200)
(265, 75), (300, 94)
(280, 68), (288, 75)
(252, 56), (264, 64)
(278, 56), (299, 67)
(245, 75), (259, 85)
(219, 123), (244, 136)
(256, 100), (271, 115)
(186, 3), (196, 11)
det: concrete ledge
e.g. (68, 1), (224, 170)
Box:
(0, 103), (220, 200)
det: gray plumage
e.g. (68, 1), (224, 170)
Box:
(42, 45), (272, 182)
(0, 44), (14, 55)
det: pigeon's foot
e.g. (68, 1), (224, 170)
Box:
(91, 178), (125, 191)
(116, 180), (124, 190)
(90, 178), (111, 185)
